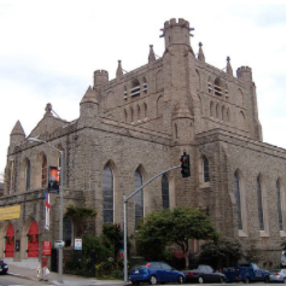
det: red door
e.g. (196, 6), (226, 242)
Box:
(27, 221), (39, 257)
(5, 224), (14, 258)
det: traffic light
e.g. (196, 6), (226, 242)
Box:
(180, 152), (190, 178)
(48, 166), (60, 193)
(115, 224), (120, 235)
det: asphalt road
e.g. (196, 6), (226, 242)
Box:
(0, 274), (52, 286)
(0, 274), (279, 286)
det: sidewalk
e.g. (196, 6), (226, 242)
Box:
(8, 264), (126, 286)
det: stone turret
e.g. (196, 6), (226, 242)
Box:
(93, 70), (109, 88)
(236, 66), (252, 81)
(160, 18), (194, 49)
(9, 120), (25, 150)
(80, 86), (99, 120)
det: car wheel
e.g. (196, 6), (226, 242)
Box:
(177, 275), (184, 284)
(149, 275), (158, 285)
(220, 277), (226, 283)
(283, 278), (286, 284)
(198, 276), (204, 284)
(264, 276), (269, 283)
(244, 277), (250, 284)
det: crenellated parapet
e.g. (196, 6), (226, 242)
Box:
(236, 66), (253, 81)
(93, 70), (109, 87)
(160, 18), (194, 49)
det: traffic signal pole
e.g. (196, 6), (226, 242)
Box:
(123, 164), (182, 284)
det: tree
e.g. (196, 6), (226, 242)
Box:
(64, 205), (97, 237)
(137, 207), (218, 268)
(200, 238), (243, 269)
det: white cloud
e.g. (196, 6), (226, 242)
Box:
(1, 1), (286, 173)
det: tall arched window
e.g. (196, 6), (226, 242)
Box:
(124, 109), (128, 122)
(130, 107), (134, 123)
(257, 176), (264, 230)
(210, 101), (214, 117)
(234, 172), (242, 230)
(162, 174), (169, 209)
(102, 164), (114, 223)
(41, 155), (47, 187)
(63, 217), (72, 247)
(25, 160), (31, 191)
(276, 180), (283, 231)
(144, 103), (147, 119)
(134, 169), (143, 227)
(203, 157), (210, 182)
(137, 105), (141, 121)
(8, 160), (14, 194)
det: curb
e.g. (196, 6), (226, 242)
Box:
(8, 271), (126, 286)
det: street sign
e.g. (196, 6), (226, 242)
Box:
(54, 240), (65, 249)
(74, 238), (82, 250)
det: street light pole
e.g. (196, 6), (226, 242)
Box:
(123, 165), (181, 284)
(28, 137), (64, 283)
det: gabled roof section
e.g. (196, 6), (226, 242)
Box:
(11, 120), (25, 136)
(28, 104), (69, 138)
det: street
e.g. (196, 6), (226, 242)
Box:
(0, 273), (280, 286)
(0, 274), (53, 286)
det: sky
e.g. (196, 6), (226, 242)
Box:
(1, 0), (286, 174)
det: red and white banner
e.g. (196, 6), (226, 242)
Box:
(44, 191), (50, 230)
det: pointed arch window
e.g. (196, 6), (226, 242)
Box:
(41, 155), (47, 187)
(8, 160), (14, 194)
(137, 105), (141, 121)
(130, 107), (134, 123)
(134, 169), (143, 227)
(276, 180), (283, 231)
(25, 160), (31, 191)
(214, 78), (223, 96)
(130, 79), (141, 97)
(142, 77), (148, 94)
(162, 174), (169, 209)
(257, 177), (264, 230)
(102, 164), (114, 223)
(124, 109), (128, 122)
(203, 157), (210, 183)
(63, 217), (73, 247)
(234, 172), (242, 230)
(210, 101), (214, 117)
(144, 103), (147, 119)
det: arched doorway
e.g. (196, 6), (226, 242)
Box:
(5, 224), (14, 258)
(27, 221), (39, 257)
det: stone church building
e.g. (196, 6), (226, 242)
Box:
(1, 18), (286, 268)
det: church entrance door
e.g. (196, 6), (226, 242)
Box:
(27, 221), (39, 257)
(5, 224), (14, 258)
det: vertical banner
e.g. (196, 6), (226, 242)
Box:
(48, 166), (60, 193)
(42, 241), (52, 256)
(44, 191), (50, 230)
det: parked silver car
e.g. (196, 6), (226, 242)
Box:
(269, 269), (286, 283)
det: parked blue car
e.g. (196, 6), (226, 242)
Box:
(129, 262), (185, 285)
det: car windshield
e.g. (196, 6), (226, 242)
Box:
(272, 269), (281, 273)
